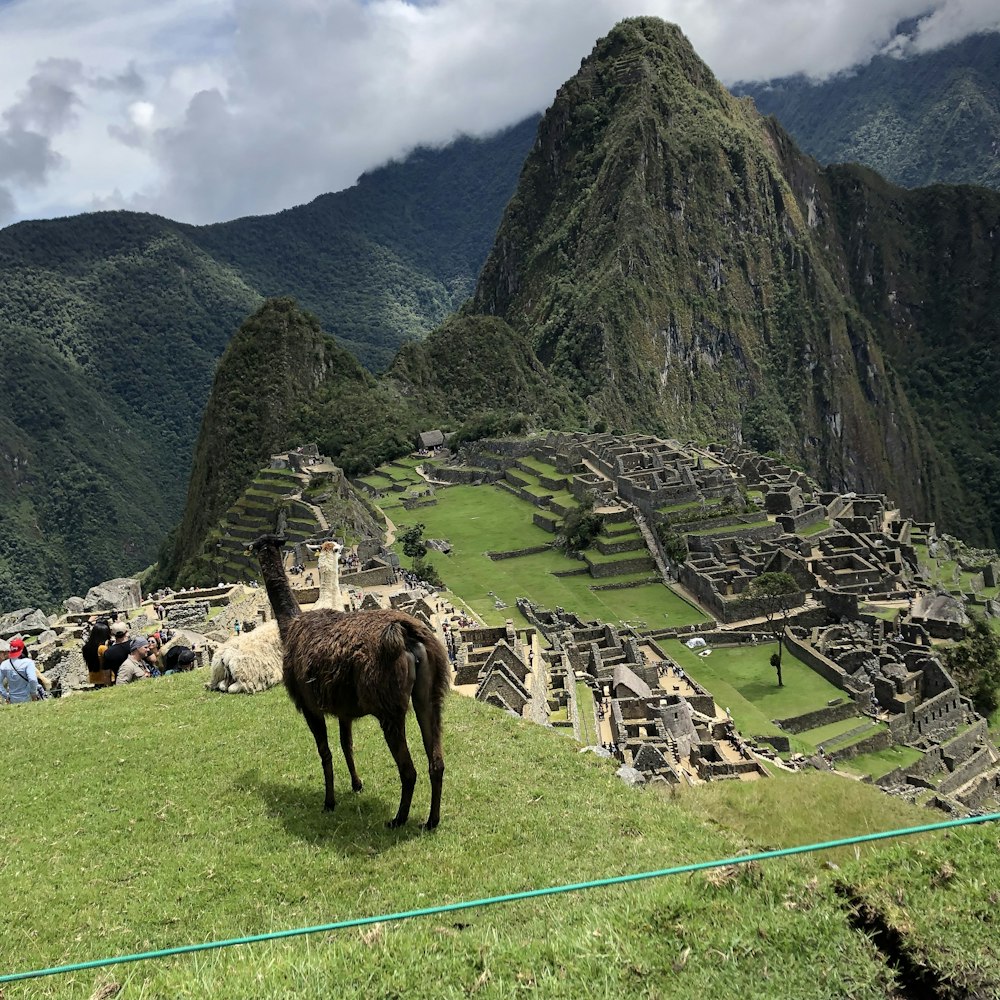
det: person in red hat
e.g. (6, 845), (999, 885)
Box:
(1, 638), (41, 704)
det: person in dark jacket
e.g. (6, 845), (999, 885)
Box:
(101, 622), (131, 682)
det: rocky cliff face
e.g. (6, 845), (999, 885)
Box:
(471, 17), (992, 537)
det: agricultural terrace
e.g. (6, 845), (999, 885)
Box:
(377, 475), (708, 629)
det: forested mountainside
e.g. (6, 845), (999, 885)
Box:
(735, 30), (1000, 190)
(173, 20), (1000, 580)
(0, 120), (536, 607)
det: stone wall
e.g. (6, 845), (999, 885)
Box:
(487, 545), (552, 561)
(910, 689), (964, 739)
(875, 747), (942, 788)
(585, 554), (656, 578)
(830, 728), (893, 761)
(774, 699), (859, 734)
(940, 720), (988, 768)
(937, 745), (996, 795)
(784, 632), (852, 692)
(433, 465), (501, 485)
(340, 565), (395, 589)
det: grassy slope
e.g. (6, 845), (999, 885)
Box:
(5, 673), (998, 999)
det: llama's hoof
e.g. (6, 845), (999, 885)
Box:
(228, 682), (243, 694)
(323, 800), (336, 812)
(421, 817), (440, 831)
(386, 815), (407, 829)
(217, 682), (228, 692)
(352, 779), (364, 793)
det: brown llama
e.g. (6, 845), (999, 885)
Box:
(250, 534), (449, 829)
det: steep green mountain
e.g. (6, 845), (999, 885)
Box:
(735, 31), (1000, 190)
(0, 119), (537, 607)
(166, 298), (409, 582)
(169, 300), (581, 582)
(471, 18), (940, 527)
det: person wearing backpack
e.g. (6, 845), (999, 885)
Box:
(1, 638), (41, 704)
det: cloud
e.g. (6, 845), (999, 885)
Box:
(1, 0), (998, 226)
(0, 185), (15, 226)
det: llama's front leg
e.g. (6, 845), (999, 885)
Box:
(339, 718), (364, 792)
(302, 708), (336, 811)
(380, 715), (417, 828)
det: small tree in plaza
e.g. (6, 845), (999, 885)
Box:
(749, 571), (799, 687)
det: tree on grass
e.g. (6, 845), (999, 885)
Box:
(943, 613), (1000, 716)
(558, 498), (604, 554)
(400, 523), (427, 562)
(749, 571), (799, 687)
(655, 523), (688, 565)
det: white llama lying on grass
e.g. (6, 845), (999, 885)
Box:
(208, 540), (344, 694)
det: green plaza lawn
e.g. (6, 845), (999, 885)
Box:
(388, 484), (708, 628)
(665, 639), (855, 754)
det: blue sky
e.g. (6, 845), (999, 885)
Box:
(0, 0), (997, 228)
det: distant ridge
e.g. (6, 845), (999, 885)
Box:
(735, 30), (1000, 190)
(0, 118), (538, 607)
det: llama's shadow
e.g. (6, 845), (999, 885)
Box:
(241, 772), (424, 853)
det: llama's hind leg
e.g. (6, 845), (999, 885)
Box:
(302, 708), (336, 811)
(339, 718), (363, 792)
(413, 690), (445, 831)
(379, 715), (417, 828)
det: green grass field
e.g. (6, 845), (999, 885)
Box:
(665, 641), (854, 754)
(840, 745), (925, 780)
(3, 674), (997, 999)
(388, 484), (709, 628)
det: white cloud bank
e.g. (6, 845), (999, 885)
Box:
(0, 0), (997, 227)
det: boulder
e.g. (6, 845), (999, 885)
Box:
(0, 607), (51, 634)
(615, 765), (647, 787)
(64, 596), (86, 615)
(83, 578), (143, 613)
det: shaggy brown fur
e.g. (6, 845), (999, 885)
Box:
(251, 534), (449, 829)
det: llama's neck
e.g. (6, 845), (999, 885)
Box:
(317, 549), (342, 610)
(255, 542), (301, 637)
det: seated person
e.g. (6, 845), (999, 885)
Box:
(143, 635), (165, 676)
(163, 645), (197, 674)
(116, 638), (152, 685)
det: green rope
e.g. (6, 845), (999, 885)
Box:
(3, 811), (998, 984)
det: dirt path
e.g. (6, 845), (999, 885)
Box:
(383, 512), (397, 546)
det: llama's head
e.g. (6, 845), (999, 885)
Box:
(249, 533), (286, 554)
(321, 540), (343, 559)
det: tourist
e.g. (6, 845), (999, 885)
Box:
(116, 638), (151, 685)
(163, 645), (196, 674)
(234, 619), (242, 636)
(164, 648), (197, 674)
(1, 638), (41, 704)
(102, 622), (132, 682)
(82, 620), (113, 687)
(143, 635), (165, 676)
(155, 602), (166, 621)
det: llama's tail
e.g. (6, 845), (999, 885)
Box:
(380, 618), (450, 705)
